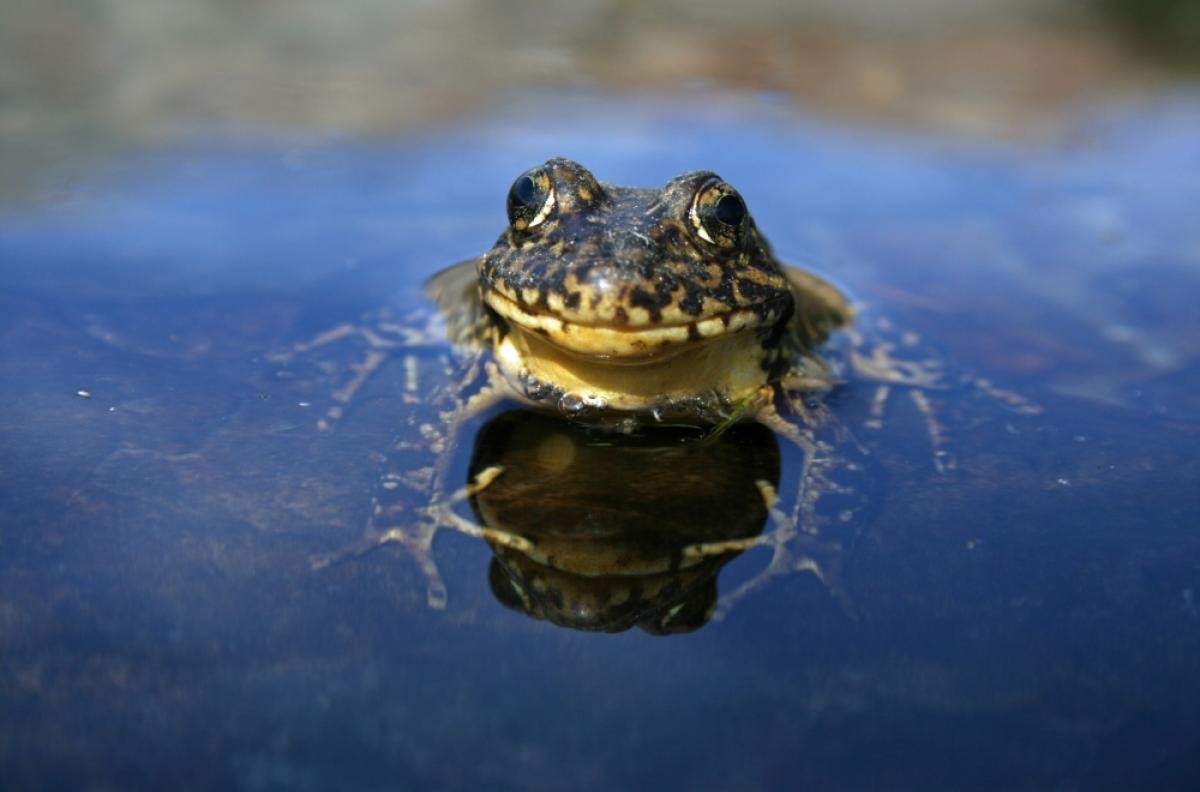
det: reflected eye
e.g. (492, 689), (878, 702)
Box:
(506, 168), (556, 231)
(691, 179), (748, 248)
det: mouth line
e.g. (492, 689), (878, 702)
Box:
(483, 288), (776, 339)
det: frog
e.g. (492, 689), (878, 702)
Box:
(426, 157), (852, 438)
(287, 158), (1029, 617)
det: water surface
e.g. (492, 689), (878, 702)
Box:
(2, 94), (1199, 789)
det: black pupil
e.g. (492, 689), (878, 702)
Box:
(714, 194), (746, 226)
(512, 175), (537, 207)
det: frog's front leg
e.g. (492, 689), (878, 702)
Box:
(371, 463), (527, 609)
(684, 479), (855, 621)
(308, 417), (450, 606)
(311, 440), (510, 610)
(379, 461), (547, 609)
(691, 384), (864, 620)
(311, 485), (450, 607)
(438, 361), (512, 428)
(420, 466), (535, 553)
(760, 381), (855, 524)
(311, 362), (514, 609)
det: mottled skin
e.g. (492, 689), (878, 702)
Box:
(431, 157), (851, 430)
(481, 159), (795, 335)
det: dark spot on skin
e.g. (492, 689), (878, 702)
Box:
(613, 307), (629, 325)
(629, 286), (673, 323)
(735, 276), (776, 302)
(711, 272), (736, 306)
(687, 323), (701, 342)
(677, 286), (705, 316)
(564, 291), (581, 310)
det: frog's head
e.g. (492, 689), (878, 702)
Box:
(478, 158), (794, 360)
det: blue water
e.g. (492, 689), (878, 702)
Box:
(2, 93), (1199, 789)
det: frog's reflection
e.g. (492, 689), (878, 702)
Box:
(465, 410), (780, 634)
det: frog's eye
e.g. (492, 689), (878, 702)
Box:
(506, 168), (556, 231)
(690, 180), (748, 248)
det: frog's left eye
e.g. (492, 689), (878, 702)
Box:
(691, 180), (748, 248)
(506, 168), (556, 232)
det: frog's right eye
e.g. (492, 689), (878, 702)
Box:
(690, 178), (748, 249)
(506, 168), (556, 232)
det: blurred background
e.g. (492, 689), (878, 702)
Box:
(3, 2), (1200, 789)
(3, 0), (1198, 200)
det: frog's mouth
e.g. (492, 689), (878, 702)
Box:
(484, 288), (785, 359)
